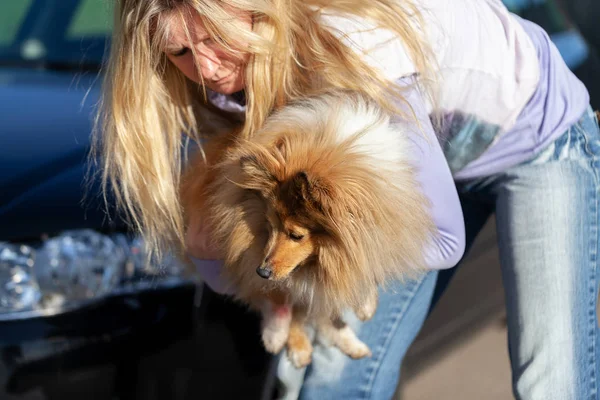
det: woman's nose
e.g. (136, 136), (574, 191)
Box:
(197, 55), (220, 81)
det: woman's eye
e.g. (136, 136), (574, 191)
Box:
(172, 47), (189, 57)
(203, 37), (220, 49)
(288, 232), (305, 241)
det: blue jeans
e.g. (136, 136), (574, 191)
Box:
(276, 106), (600, 400)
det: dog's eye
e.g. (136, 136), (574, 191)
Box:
(288, 232), (305, 241)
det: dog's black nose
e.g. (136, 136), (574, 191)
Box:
(256, 266), (272, 279)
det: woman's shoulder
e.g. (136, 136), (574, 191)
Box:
(316, 0), (459, 80)
(318, 10), (419, 81)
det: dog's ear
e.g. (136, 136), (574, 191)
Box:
(240, 155), (264, 179)
(293, 171), (332, 212)
(240, 155), (277, 193)
(274, 138), (286, 160)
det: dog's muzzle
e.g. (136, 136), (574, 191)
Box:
(256, 265), (273, 279)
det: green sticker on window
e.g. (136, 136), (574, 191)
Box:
(0, 1), (33, 46)
(68, 0), (114, 38)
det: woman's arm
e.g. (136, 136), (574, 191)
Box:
(394, 76), (466, 269)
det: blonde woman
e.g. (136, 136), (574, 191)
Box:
(95, 0), (600, 398)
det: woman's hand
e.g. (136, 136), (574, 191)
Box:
(186, 213), (236, 295)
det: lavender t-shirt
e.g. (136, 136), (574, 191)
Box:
(453, 17), (590, 180)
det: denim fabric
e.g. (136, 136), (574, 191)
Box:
(276, 107), (600, 399)
(276, 272), (438, 400)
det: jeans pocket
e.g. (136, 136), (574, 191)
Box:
(579, 107), (600, 159)
(527, 107), (600, 167)
(526, 126), (573, 166)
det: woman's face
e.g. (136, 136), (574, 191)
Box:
(164, 9), (251, 95)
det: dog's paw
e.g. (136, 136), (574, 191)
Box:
(354, 291), (378, 322)
(355, 293), (378, 321)
(286, 325), (313, 368)
(287, 343), (313, 368)
(262, 326), (289, 354)
(343, 337), (372, 359)
(261, 306), (292, 354)
(332, 326), (372, 359)
(262, 318), (290, 354)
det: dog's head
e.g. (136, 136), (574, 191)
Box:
(238, 152), (336, 281)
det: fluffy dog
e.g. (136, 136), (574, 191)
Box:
(181, 91), (435, 368)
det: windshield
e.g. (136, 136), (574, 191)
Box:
(0, 0), (113, 70)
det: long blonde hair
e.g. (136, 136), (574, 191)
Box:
(92, 0), (435, 259)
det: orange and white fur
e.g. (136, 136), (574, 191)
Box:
(181, 91), (435, 368)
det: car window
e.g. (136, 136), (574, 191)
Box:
(0, 0), (113, 69)
(0, 1), (34, 46)
(68, 0), (113, 39)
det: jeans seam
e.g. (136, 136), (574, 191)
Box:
(587, 145), (599, 399)
(568, 109), (600, 399)
(359, 275), (428, 399)
(579, 110), (600, 398)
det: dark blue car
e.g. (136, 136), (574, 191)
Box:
(0, 2), (274, 399)
(0, 0), (110, 240)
